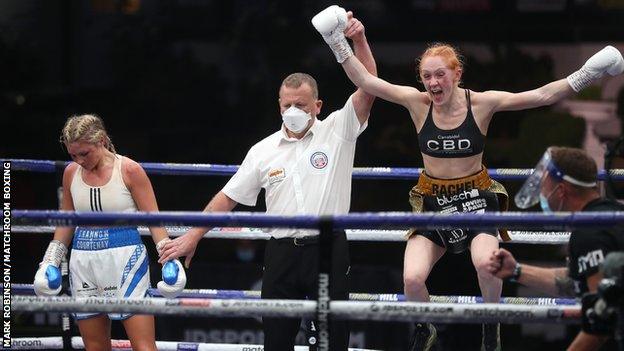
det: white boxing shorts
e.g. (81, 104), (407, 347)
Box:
(69, 227), (151, 321)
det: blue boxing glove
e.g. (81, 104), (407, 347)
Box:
(157, 259), (186, 298)
(33, 240), (66, 296)
(156, 238), (187, 298)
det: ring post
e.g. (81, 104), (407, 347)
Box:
(317, 216), (334, 351)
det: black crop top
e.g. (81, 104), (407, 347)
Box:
(417, 89), (485, 158)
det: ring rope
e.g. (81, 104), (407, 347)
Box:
(7, 336), (380, 351)
(72, 338), (380, 351)
(11, 295), (581, 324)
(14, 295), (317, 318)
(12, 210), (624, 230)
(331, 301), (581, 323)
(6, 158), (624, 181)
(13, 226), (571, 244)
(10, 284), (578, 305)
(8, 337), (64, 350)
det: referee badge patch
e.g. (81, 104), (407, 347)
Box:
(310, 151), (328, 169)
(268, 168), (286, 184)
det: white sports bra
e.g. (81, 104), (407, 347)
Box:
(70, 155), (138, 212)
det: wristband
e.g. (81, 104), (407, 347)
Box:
(509, 263), (522, 283)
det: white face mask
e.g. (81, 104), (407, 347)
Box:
(282, 106), (311, 133)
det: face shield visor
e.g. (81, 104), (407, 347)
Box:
(514, 148), (597, 209)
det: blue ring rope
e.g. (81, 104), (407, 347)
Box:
(11, 210), (624, 230)
(6, 158), (624, 181)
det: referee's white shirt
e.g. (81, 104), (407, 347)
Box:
(222, 95), (367, 239)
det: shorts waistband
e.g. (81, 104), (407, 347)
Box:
(73, 227), (142, 251)
(416, 167), (492, 196)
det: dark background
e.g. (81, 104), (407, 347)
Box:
(4, 0), (624, 350)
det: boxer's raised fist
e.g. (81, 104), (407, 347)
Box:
(312, 5), (353, 63)
(567, 46), (624, 92)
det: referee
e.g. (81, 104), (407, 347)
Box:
(488, 146), (624, 350)
(158, 11), (377, 351)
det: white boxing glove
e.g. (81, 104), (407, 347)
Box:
(155, 238), (186, 299)
(567, 46), (624, 92)
(33, 240), (67, 296)
(157, 259), (187, 299)
(312, 5), (353, 63)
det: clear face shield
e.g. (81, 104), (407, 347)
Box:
(514, 148), (597, 209)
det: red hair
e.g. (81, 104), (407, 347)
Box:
(417, 43), (464, 74)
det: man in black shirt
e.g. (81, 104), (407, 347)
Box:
(488, 146), (624, 350)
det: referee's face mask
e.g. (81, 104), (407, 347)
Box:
(515, 148), (597, 210)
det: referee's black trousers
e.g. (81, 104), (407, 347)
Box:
(261, 231), (350, 351)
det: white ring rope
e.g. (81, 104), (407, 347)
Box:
(12, 296), (580, 324)
(14, 226), (571, 244)
(7, 337), (64, 350)
(14, 295), (317, 318)
(6, 336), (380, 351)
(10, 283), (578, 305)
(331, 301), (580, 324)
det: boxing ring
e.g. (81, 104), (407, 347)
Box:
(6, 159), (624, 350)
